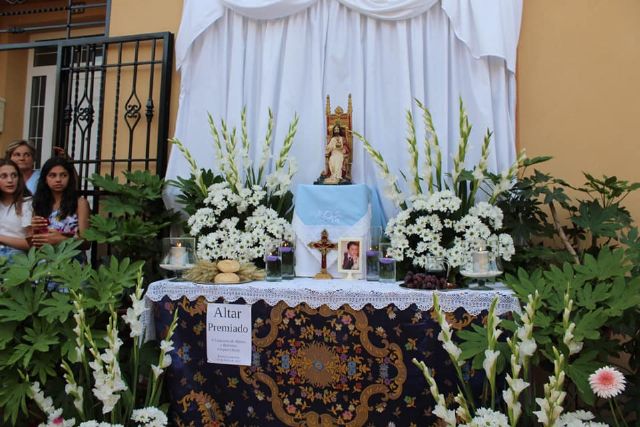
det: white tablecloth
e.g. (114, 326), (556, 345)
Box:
(143, 278), (520, 339)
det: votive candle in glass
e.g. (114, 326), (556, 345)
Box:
(379, 256), (396, 283)
(279, 244), (295, 279)
(265, 253), (282, 282)
(366, 249), (380, 281)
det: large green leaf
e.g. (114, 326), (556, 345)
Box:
(566, 351), (600, 406)
(571, 201), (627, 238)
(0, 377), (31, 426)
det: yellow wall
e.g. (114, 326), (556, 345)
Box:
(108, 0), (182, 141)
(0, 36), (28, 150)
(0, 0), (105, 152)
(518, 0), (640, 220)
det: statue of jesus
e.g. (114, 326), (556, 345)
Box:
(325, 124), (348, 184)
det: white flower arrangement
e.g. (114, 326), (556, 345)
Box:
(188, 182), (293, 262)
(354, 99), (521, 274)
(171, 107), (299, 219)
(385, 191), (515, 270)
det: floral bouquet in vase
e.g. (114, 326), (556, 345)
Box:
(170, 107), (298, 281)
(386, 191), (514, 283)
(188, 182), (293, 263)
(354, 99), (524, 286)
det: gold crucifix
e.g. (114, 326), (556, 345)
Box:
(307, 229), (337, 279)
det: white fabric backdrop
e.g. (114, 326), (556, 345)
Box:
(167, 0), (522, 219)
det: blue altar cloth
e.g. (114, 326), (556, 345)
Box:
(154, 298), (494, 426)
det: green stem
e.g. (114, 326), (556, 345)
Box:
(610, 399), (622, 427)
(453, 363), (476, 412)
(613, 398), (628, 427)
(129, 338), (139, 418)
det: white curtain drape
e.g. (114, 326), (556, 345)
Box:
(167, 0), (522, 219)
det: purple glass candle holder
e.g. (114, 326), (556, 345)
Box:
(279, 246), (295, 279)
(265, 254), (281, 281)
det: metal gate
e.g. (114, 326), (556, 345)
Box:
(0, 31), (173, 191)
(53, 32), (173, 193)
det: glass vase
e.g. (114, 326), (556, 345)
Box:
(378, 242), (396, 283)
(265, 248), (282, 282)
(279, 243), (295, 280)
(366, 249), (380, 281)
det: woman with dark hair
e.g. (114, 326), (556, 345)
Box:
(0, 159), (32, 260)
(31, 157), (90, 250)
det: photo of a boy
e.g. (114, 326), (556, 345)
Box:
(342, 241), (360, 270)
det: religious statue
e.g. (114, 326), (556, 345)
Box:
(325, 123), (349, 184)
(315, 95), (353, 185)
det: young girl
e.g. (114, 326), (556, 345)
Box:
(0, 159), (32, 260)
(31, 157), (90, 251)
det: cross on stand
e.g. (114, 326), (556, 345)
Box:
(307, 229), (338, 279)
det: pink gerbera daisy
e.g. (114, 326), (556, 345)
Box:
(588, 366), (626, 399)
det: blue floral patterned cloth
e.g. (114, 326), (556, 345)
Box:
(155, 298), (493, 426)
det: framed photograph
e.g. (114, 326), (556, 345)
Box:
(337, 237), (363, 277)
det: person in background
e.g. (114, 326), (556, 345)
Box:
(31, 157), (89, 252)
(0, 159), (32, 261)
(5, 139), (39, 195)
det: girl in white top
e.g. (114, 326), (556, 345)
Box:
(0, 159), (32, 261)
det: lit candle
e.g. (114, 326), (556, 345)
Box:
(472, 240), (489, 273)
(170, 243), (187, 266)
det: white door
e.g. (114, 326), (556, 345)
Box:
(23, 46), (57, 167)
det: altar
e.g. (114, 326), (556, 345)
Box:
(147, 279), (520, 426)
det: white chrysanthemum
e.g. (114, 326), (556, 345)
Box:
(78, 422), (124, 427)
(386, 189), (514, 272)
(460, 407), (509, 427)
(131, 406), (169, 427)
(557, 410), (609, 426)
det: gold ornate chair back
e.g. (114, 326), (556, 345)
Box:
(320, 94), (353, 183)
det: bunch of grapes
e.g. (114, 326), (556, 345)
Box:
(403, 272), (447, 290)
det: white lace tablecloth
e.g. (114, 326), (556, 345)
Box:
(146, 277), (518, 312)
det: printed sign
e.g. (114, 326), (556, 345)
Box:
(206, 303), (252, 366)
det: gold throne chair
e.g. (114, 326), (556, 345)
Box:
(316, 94), (353, 184)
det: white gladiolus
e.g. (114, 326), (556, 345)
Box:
(151, 364), (163, 379)
(31, 382), (55, 414)
(433, 404), (457, 426)
(160, 353), (172, 369)
(483, 349), (500, 379)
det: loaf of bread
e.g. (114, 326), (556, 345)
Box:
(217, 260), (241, 273)
(214, 272), (240, 284)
